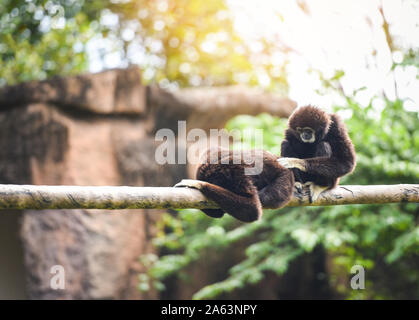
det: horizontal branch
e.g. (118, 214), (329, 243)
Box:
(0, 184), (417, 211)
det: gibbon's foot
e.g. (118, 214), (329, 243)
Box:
(277, 157), (307, 171)
(294, 182), (304, 193)
(304, 182), (328, 203)
(173, 179), (204, 190)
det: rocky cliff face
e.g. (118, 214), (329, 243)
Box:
(0, 67), (295, 299)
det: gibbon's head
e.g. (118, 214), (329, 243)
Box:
(288, 105), (331, 143)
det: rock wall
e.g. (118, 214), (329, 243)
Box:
(0, 67), (296, 299)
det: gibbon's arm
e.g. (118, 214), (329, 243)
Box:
(303, 115), (355, 177)
(280, 139), (298, 158)
(281, 139), (332, 159)
(257, 169), (294, 208)
(314, 141), (332, 157)
(304, 114), (355, 177)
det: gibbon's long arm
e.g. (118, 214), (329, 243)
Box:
(302, 114), (356, 178)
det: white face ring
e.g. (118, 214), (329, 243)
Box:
(301, 135), (315, 143)
(297, 127), (316, 143)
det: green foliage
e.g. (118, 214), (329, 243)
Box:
(0, 0), (109, 85)
(139, 98), (419, 299)
(128, 0), (250, 87)
(113, 0), (288, 90)
(1, 0), (289, 93)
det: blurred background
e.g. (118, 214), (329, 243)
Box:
(0, 0), (418, 299)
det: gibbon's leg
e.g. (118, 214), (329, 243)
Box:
(277, 140), (304, 188)
(174, 180), (225, 218)
(280, 141), (306, 184)
(294, 182), (304, 193)
(291, 167), (304, 191)
(200, 182), (262, 222)
(258, 170), (294, 208)
(303, 182), (329, 203)
(174, 179), (225, 218)
(174, 179), (262, 222)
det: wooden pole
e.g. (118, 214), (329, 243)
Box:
(0, 184), (417, 210)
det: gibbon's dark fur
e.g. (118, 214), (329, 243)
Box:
(281, 105), (356, 190)
(195, 148), (294, 223)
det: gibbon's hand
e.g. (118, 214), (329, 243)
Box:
(277, 157), (307, 171)
(173, 179), (204, 190)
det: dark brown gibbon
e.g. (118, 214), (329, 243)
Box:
(174, 148), (295, 223)
(279, 105), (356, 202)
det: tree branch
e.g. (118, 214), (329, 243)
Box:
(0, 184), (417, 211)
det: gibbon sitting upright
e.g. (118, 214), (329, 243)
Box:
(279, 105), (356, 202)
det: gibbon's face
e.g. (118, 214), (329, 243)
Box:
(288, 105), (331, 144)
(296, 127), (316, 143)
